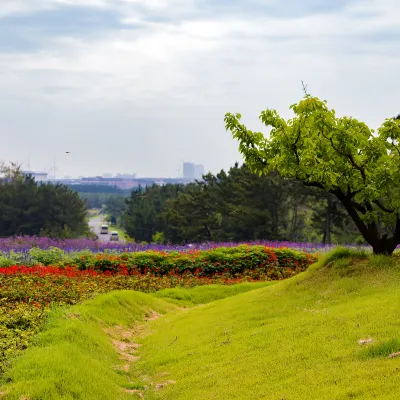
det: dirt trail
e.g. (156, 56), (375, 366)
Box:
(104, 310), (176, 398)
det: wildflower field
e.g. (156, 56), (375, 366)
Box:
(0, 237), (320, 376)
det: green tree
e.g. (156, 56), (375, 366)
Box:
(163, 182), (222, 243)
(104, 196), (126, 226)
(124, 184), (183, 242)
(225, 95), (400, 254)
(0, 162), (88, 238)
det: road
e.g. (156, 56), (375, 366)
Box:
(88, 216), (125, 243)
(89, 216), (111, 242)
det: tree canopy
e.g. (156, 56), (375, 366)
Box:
(123, 163), (358, 245)
(225, 95), (400, 254)
(0, 163), (88, 238)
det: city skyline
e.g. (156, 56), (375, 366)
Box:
(20, 160), (207, 180)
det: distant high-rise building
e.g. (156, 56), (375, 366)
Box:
(195, 164), (204, 180)
(183, 162), (196, 180)
(103, 173), (113, 178)
(183, 162), (204, 180)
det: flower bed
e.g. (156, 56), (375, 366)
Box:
(0, 245), (317, 277)
(0, 269), (266, 375)
(0, 235), (333, 253)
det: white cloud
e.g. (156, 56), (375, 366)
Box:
(0, 0), (399, 176)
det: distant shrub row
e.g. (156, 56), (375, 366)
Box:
(0, 245), (317, 280)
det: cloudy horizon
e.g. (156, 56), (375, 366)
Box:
(1, 0), (399, 178)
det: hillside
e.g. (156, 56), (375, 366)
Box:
(133, 251), (400, 399)
(2, 250), (400, 399)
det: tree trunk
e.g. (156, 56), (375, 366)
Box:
(333, 189), (399, 256)
(370, 237), (398, 256)
(290, 204), (298, 241)
(323, 198), (332, 245)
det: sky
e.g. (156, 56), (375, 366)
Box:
(0, 0), (399, 178)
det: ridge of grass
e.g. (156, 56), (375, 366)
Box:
(153, 281), (276, 306)
(0, 282), (271, 399)
(129, 252), (400, 399)
(0, 291), (175, 400)
(3, 249), (400, 399)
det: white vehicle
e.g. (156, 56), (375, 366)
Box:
(100, 224), (109, 234)
(110, 231), (119, 241)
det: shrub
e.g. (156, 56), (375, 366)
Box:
(70, 245), (316, 278)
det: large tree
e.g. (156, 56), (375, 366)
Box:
(225, 95), (400, 255)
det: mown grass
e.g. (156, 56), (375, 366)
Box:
(3, 249), (400, 399)
(129, 249), (400, 399)
(0, 283), (269, 399)
(153, 281), (276, 306)
(0, 291), (174, 400)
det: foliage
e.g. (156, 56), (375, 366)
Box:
(70, 184), (126, 194)
(0, 291), (174, 400)
(124, 184), (184, 242)
(152, 231), (165, 244)
(0, 246), (317, 279)
(0, 235), (339, 254)
(0, 243), (316, 375)
(225, 95), (400, 255)
(0, 302), (47, 376)
(80, 192), (126, 209)
(103, 195), (127, 224)
(0, 260), (290, 375)
(124, 164), (360, 245)
(0, 163), (88, 238)
(5, 246), (315, 278)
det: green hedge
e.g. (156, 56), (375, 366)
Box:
(71, 245), (316, 279)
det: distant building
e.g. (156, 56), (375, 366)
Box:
(183, 162), (204, 180)
(183, 162), (196, 180)
(102, 173), (113, 178)
(195, 164), (205, 180)
(116, 173), (137, 179)
(20, 170), (48, 182)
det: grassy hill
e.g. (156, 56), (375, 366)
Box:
(3, 249), (400, 399)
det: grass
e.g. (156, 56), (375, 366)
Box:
(0, 283), (269, 399)
(153, 281), (276, 306)
(3, 249), (400, 399)
(87, 209), (101, 220)
(129, 250), (400, 399)
(0, 291), (174, 400)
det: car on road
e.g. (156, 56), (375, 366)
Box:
(100, 224), (109, 234)
(110, 231), (119, 241)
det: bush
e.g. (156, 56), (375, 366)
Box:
(71, 245), (316, 279)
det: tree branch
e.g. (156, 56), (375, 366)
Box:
(320, 128), (367, 183)
(373, 199), (395, 214)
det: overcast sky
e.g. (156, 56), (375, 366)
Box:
(0, 0), (399, 178)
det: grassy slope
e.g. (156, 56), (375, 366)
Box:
(0, 291), (174, 400)
(0, 283), (269, 400)
(153, 281), (276, 306)
(131, 254), (400, 399)
(3, 252), (400, 399)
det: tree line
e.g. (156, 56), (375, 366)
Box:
(0, 163), (88, 238)
(121, 163), (361, 245)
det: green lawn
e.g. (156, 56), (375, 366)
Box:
(131, 252), (400, 399)
(3, 251), (400, 399)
